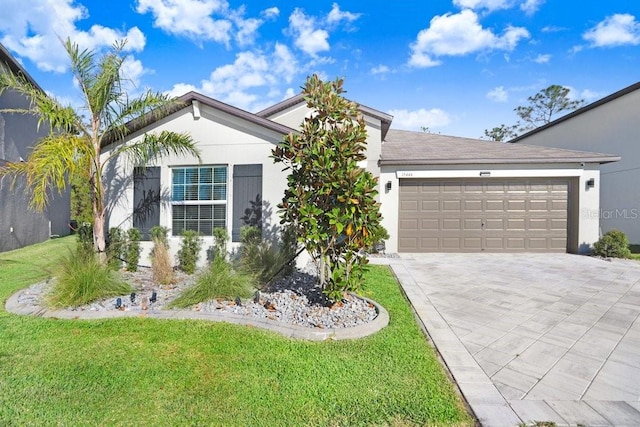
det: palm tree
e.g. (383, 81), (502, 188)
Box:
(0, 39), (201, 261)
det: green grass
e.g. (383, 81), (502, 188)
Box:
(0, 237), (472, 426)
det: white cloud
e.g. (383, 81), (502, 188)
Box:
(388, 108), (451, 130)
(283, 87), (296, 99)
(286, 4), (361, 57)
(136, 0), (232, 45)
(583, 14), (640, 47)
(408, 10), (529, 68)
(262, 7), (280, 19)
(520, 0), (544, 15)
(486, 86), (508, 102)
(453, 0), (543, 14)
(327, 3), (361, 25)
(120, 56), (149, 94)
(0, 0), (146, 72)
(168, 43), (298, 112)
(533, 53), (551, 63)
(578, 89), (603, 102)
(370, 65), (390, 75)
(288, 8), (330, 57)
(453, 0), (512, 12)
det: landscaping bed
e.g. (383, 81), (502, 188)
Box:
(0, 237), (473, 426)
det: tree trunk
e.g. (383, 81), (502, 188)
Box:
(93, 208), (107, 264)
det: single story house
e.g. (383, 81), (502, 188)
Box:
(510, 81), (640, 244)
(0, 44), (70, 252)
(103, 90), (619, 264)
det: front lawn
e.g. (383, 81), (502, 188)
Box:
(0, 237), (472, 426)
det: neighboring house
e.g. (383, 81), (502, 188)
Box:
(0, 44), (70, 252)
(510, 81), (640, 243)
(104, 91), (619, 264)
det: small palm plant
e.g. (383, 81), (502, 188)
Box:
(0, 38), (201, 263)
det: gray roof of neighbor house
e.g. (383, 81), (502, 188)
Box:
(510, 81), (640, 143)
(380, 129), (621, 166)
(0, 43), (44, 92)
(256, 93), (394, 140)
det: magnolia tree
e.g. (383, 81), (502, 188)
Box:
(272, 75), (386, 301)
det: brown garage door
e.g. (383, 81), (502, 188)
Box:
(398, 178), (569, 252)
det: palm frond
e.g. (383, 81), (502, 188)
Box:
(105, 90), (183, 144)
(108, 131), (201, 168)
(0, 134), (91, 212)
(0, 66), (80, 134)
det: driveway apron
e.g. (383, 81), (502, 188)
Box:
(386, 253), (640, 427)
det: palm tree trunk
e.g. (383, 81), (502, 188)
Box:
(93, 205), (107, 264)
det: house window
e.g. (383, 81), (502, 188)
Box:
(171, 166), (227, 236)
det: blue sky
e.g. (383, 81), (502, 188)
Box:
(1, 0), (639, 138)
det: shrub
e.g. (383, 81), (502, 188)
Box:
(106, 227), (126, 270)
(178, 230), (202, 274)
(151, 237), (175, 285)
(212, 227), (228, 260)
(593, 230), (631, 258)
(46, 247), (132, 308)
(169, 256), (255, 308)
(76, 222), (93, 255)
(125, 228), (142, 271)
(149, 226), (169, 248)
(236, 225), (299, 288)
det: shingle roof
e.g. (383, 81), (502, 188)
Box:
(256, 93), (394, 139)
(510, 81), (640, 143)
(380, 129), (620, 166)
(105, 91), (296, 146)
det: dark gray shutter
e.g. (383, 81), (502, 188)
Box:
(133, 167), (161, 240)
(232, 164), (262, 242)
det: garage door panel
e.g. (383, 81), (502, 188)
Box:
(463, 238), (482, 250)
(421, 219), (439, 231)
(399, 178), (569, 252)
(507, 218), (525, 230)
(486, 200), (505, 211)
(485, 218), (504, 230)
(422, 200), (439, 211)
(400, 200), (418, 211)
(443, 219), (462, 230)
(506, 238), (526, 249)
(420, 237), (439, 250)
(464, 219), (483, 230)
(441, 237), (462, 250)
(551, 200), (568, 211)
(464, 200), (482, 211)
(551, 218), (568, 230)
(484, 237), (504, 250)
(399, 219), (418, 230)
(507, 200), (526, 211)
(529, 199), (549, 211)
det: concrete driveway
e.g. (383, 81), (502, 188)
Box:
(386, 253), (640, 427)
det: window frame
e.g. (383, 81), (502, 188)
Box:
(170, 165), (228, 236)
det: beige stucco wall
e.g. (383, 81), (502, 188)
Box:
(515, 90), (638, 243)
(102, 101), (289, 267)
(379, 163), (602, 253)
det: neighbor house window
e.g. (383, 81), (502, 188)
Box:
(171, 166), (227, 236)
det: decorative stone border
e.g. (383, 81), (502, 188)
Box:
(5, 286), (389, 341)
